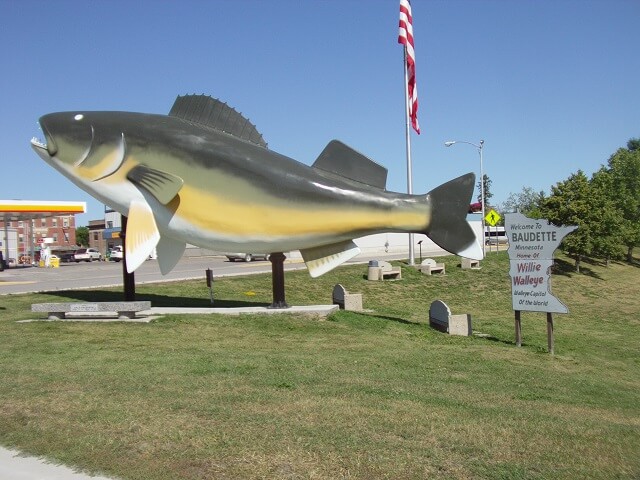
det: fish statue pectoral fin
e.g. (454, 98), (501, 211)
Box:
(301, 240), (361, 278)
(156, 235), (186, 275)
(127, 164), (184, 205)
(124, 200), (161, 273)
(425, 172), (483, 261)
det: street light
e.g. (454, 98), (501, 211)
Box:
(444, 139), (485, 258)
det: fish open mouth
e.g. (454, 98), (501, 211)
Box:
(31, 136), (47, 150)
(30, 136), (53, 159)
(31, 119), (57, 157)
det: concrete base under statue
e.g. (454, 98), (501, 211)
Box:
(23, 305), (339, 323)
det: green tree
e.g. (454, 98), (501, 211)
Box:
(627, 137), (640, 152)
(477, 174), (493, 210)
(75, 226), (89, 247)
(590, 167), (623, 265)
(606, 144), (640, 263)
(502, 186), (545, 217)
(540, 171), (596, 272)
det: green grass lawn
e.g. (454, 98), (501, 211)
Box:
(1, 252), (638, 479)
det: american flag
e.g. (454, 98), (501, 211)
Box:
(398, 0), (420, 134)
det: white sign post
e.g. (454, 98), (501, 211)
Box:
(505, 213), (577, 353)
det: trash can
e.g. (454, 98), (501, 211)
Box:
(50, 257), (60, 268)
(367, 260), (380, 281)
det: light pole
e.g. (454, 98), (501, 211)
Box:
(444, 139), (485, 258)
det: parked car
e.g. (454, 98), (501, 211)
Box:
(59, 252), (76, 263)
(109, 246), (123, 262)
(74, 248), (102, 262)
(225, 253), (270, 262)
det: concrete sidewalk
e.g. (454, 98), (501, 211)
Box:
(0, 446), (116, 480)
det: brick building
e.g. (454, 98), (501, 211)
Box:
(0, 214), (78, 262)
(88, 219), (107, 255)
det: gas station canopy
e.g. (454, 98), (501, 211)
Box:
(0, 200), (86, 222)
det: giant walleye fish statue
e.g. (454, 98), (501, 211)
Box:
(31, 95), (482, 277)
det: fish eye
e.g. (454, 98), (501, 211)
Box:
(74, 114), (84, 121)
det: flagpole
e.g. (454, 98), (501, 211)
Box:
(403, 47), (415, 266)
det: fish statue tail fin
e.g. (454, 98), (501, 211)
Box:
(424, 173), (483, 260)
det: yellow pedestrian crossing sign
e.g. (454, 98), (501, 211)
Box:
(485, 209), (501, 226)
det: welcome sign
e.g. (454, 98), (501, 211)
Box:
(504, 213), (577, 313)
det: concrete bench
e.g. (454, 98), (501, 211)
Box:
(461, 257), (481, 269)
(31, 301), (151, 320)
(332, 284), (363, 311)
(429, 300), (472, 336)
(367, 260), (402, 281)
(419, 258), (445, 275)
(378, 260), (402, 280)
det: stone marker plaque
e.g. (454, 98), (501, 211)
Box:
(70, 303), (99, 312)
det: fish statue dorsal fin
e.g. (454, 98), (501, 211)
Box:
(169, 94), (267, 148)
(313, 140), (388, 190)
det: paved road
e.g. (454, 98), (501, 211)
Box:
(0, 255), (305, 295)
(0, 250), (434, 295)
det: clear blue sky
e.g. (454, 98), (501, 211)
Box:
(2, 0), (638, 226)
